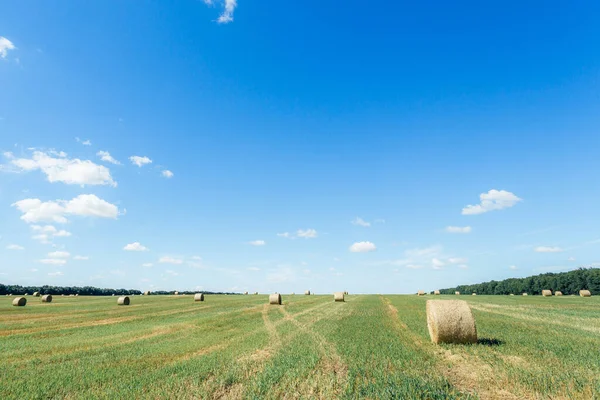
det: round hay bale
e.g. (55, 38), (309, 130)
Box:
(174, 291), (179, 295)
(542, 290), (552, 297)
(117, 296), (130, 306)
(334, 292), (345, 302)
(555, 291), (563, 296)
(580, 290), (591, 297)
(509, 294), (515, 296)
(42, 294), (53, 303)
(522, 293), (528, 296)
(434, 290), (441, 295)
(69, 294), (75, 297)
(417, 290), (425, 296)
(426, 300), (477, 344)
(194, 293), (204, 302)
(24, 293), (29, 296)
(455, 291), (460, 295)
(472, 293), (477, 296)
(305, 290), (311, 295)
(244, 291), (248, 295)
(75, 294), (79, 297)
(144, 291), (150, 296)
(13, 297), (27, 306)
(269, 293), (281, 305)
(33, 292), (40, 297)
(254, 292), (258, 295)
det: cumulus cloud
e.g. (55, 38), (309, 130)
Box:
(124, 242), (149, 251)
(0, 36), (16, 58)
(9, 151), (116, 186)
(97, 151), (121, 165)
(534, 246), (564, 253)
(12, 195), (120, 224)
(6, 244), (24, 250)
(159, 256), (184, 264)
(249, 240), (266, 246)
(445, 226), (472, 234)
(349, 241), (377, 253)
(40, 259), (67, 265)
(30, 225), (71, 244)
(296, 229), (317, 239)
(351, 217), (370, 227)
(161, 170), (174, 178)
(462, 190), (522, 215)
(129, 156), (152, 167)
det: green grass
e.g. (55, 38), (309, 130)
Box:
(1, 294), (598, 399)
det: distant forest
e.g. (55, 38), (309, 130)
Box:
(439, 268), (599, 295)
(0, 284), (235, 296)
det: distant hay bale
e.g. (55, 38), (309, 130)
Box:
(144, 291), (150, 296)
(194, 293), (204, 302)
(580, 290), (591, 297)
(555, 291), (563, 296)
(33, 292), (40, 297)
(117, 296), (130, 306)
(69, 294), (75, 297)
(112, 294), (115, 296)
(42, 294), (53, 303)
(472, 293), (477, 296)
(434, 290), (441, 295)
(522, 293), (528, 296)
(269, 293), (281, 305)
(244, 291), (248, 295)
(75, 294), (79, 297)
(542, 290), (552, 297)
(174, 291), (179, 295)
(12, 297), (27, 307)
(334, 292), (345, 302)
(254, 292), (258, 295)
(417, 290), (425, 296)
(455, 291), (460, 295)
(426, 300), (477, 344)
(305, 290), (311, 295)
(24, 293), (29, 296)
(509, 294), (514, 296)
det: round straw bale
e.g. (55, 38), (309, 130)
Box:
(417, 290), (425, 296)
(455, 291), (460, 295)
(24, 293), (29, 296)
(144, 291), (150, 296)
(69, 294), (75, 297)
(244, 291), (248, 295)
(509, 294), (514, 296)
(75, 294), (79, 297)
(426, 300), (477, 344)
(194, 293), (204, 302)
(580, 290), (591, 297)
(33, 292), (40, 297)
(472, 293), (477, 296)
(269, 293), (281, 305)
(42, 294), (53, 303)
(522, 293), (528, 296)
(334, 292), (345, 302)
(254, 292), (258, 295)
(174, 291), (179, 295)
(555, 291), (563, 296)
(305, 290), (311, 295)
(434, 290), (441, 295)
(117, 296), (130, 305)
(12, 297), (27, 306)
(542, 290), (552, 297)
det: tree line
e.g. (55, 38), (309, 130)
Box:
(439, 267), (599, 295)
(0, 284), (235, 296)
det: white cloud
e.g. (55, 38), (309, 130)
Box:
(406, 264), (424, 269)
(161, 170), (174, 178)
(217, 0), (237, 23)
(40, 259), (67, 265)
(10, 151), (116, 187)
(48, 271), (64, 276)
(0, 36), (16, 58)
(159, 256), (184, 265)
(534, 246), (564, 253)
(296, 229), (317, 239)
(48, 251), (70, 258)
(432, 258), (445, 268)
(124, 242), (149, 252)
(97, 151), (121, 165)
(165, 269), (180, 276)
(76, 137), (92, 146)
(374, 218), (386, 224)
(448, 257), (468, 264)
(249, 240), (266, 246)
(568, 257), (576, 261)
(247, 267), (260, 271)
(277, 232), (291, 238)
(142, 263), (153, 267)
(509, 265), (518, 270)
(129, 156), (152, 167)
(73, 255), (89, 260)
(6, 244), (24, 250)
(445, 226), (472, 234)
(462, 190), (522, 215)
(30, 225), (71, 243)
(13, 195), (120, 224)
(351, 217), (371, 227)
(349, 241), (377, 253)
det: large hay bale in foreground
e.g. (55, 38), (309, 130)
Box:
(33, 292), (40, 297)
(117, 296), (130, 306)
(12, 297), (27, 306)
(42, 294), (53, 303)
(194, 293), (204, 302)
(305, 290), (311, 295)
(434, 290), (440, 295)
(426, 300), (477, 344)
(580, 290), (591, 297)
(417, 290), (425, 296)
(555, 291), (563, 296)
(542, 290), (552, 297)
(269, 293), (281, 305)
(334, 292), (345, 302)
(455, 291), (460, 295)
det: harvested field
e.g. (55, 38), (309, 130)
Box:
(0, 294), (598, 399)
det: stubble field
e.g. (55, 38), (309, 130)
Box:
(1, 294), (598, 399)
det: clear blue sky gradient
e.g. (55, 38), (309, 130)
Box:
(1, 1), (599, 293)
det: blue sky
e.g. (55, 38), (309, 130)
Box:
(1, 1), (599, 294)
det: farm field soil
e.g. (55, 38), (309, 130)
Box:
(1, 294), (598, 399)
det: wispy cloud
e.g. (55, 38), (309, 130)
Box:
(534, 246), (563, 253)
(249, 240), (266, 246)
(462, 189), (522, 215)
(296, 229), (317, 239)
(129, 156), (152, 167)
(159, 256), (184, 265)
(6, 244), (24, 250)
(0, 36), (16, 58)
(97, 151), (121, 165)
(351, 217), (370, 227)
(217, 0), (237, 24)
(161, 170), (174, 178)
(123, 242), (149, 251)
(445, 226), (471, 234)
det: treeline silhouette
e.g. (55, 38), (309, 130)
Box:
(0, 284), (235, 296)
(439, 267), (599, 295)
